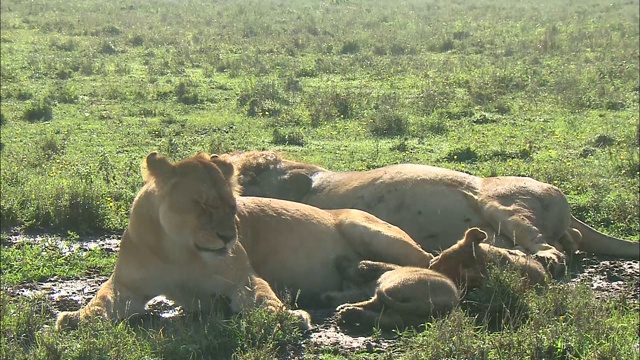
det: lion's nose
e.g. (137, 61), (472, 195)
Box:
(217, 231), (236, 244)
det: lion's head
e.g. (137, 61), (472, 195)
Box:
(142, 152), (239, 256)
(220, 151), (320, 202)
(428, 227), (488, 289)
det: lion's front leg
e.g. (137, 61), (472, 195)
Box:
(480, 201), (567, 278)
(55, 275), (148, 331)
(230, 274), (312, 330)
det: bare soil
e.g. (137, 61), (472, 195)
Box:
(4, 234), (639, 354)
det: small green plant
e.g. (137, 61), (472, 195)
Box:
(23, 99), (53, 122)
(369, 109), (408, 137)
(39, 133), (63, 159)
(461, 263), (535, 331)
(446, 146), (479, 163)
(340, 40), (360, 55)
(100, 40), (118, 55)
(238, 80), (289, 117)
(174, 81), (200, 105)
(272, 128), (305, 146)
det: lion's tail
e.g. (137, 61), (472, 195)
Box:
(572, 215), (639, 259)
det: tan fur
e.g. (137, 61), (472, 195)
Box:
(223, 150), (639, 278)
(430, 228), (549, 290)
(56, 152), (435, 331)
(326, 228), (548, 330)
(56, 152), (311, 331)
(324, 260), (459, 330)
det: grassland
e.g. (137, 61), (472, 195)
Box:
(1, 0), (638, 358)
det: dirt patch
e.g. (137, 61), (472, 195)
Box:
(4, 234), (638, 354)
(568, 253), (639, 302)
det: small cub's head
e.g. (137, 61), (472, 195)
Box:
(143, 152), (239, 255)
(429, 227), (489, 290)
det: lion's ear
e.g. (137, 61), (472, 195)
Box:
(210, 155), (235, 181)
(142, 152), (175, 183)
(280, 170), (312, 201)
(462, 227), (487, 246)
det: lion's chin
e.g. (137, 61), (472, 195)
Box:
(194, 243), (231, 256)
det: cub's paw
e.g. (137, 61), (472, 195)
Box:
(335, 305), (364, 325)
(533, 246), (567, 279)
(55, 311), (81, 331)
(287, 309), (313, 331)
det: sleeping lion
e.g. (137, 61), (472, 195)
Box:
(320, 227), (547, 330)
(221, 151), (639, 277)
(56, 152), (434, 331)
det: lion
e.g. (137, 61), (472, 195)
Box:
(221, 150), (639, 277)
(323, 259), (460, 330)
(56, 152), (435, 331)
(429, 228), (549, 289)
(322, 227), (546, 330)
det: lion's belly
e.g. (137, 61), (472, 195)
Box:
(237, 198), (364, 294)
(307, 183), (484, 253)
(247, 238), (355, 294)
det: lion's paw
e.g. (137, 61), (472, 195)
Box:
(287, 309), (313, 331)
(55, 311), (82, 331)
(335, 302), (355, 313)
(533, 246), (567, 279)
(336, 305), (363, 324)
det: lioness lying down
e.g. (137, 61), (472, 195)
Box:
(222, 151), (639, 277)
(56, 152), (434, 331)
(321, 228), (546, 330)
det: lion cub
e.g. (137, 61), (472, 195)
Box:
(429, 227), (549, 290)
(323, 258), (459, 330)
(325, 228), (548, 330)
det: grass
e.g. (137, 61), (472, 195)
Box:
(1, 294), (306, 359)
(1, 0), (638, 358)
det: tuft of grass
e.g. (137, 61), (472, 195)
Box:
(23, 99), (53, 123)
(446, 146), (479, 163)
(272, 128), (305, 147)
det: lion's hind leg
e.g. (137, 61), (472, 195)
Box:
(335, 297), (407, 330)
(333, 210), (434, 267)
(322, 259), (400, 307)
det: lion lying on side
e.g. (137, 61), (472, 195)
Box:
(222, 151), (639, 277)
(56, 152), (434, 331)
(321, 227), (547, 330)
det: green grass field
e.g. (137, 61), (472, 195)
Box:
(1, 0), (638, 358)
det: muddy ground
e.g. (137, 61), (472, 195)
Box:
(4, 234), (639, 355)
